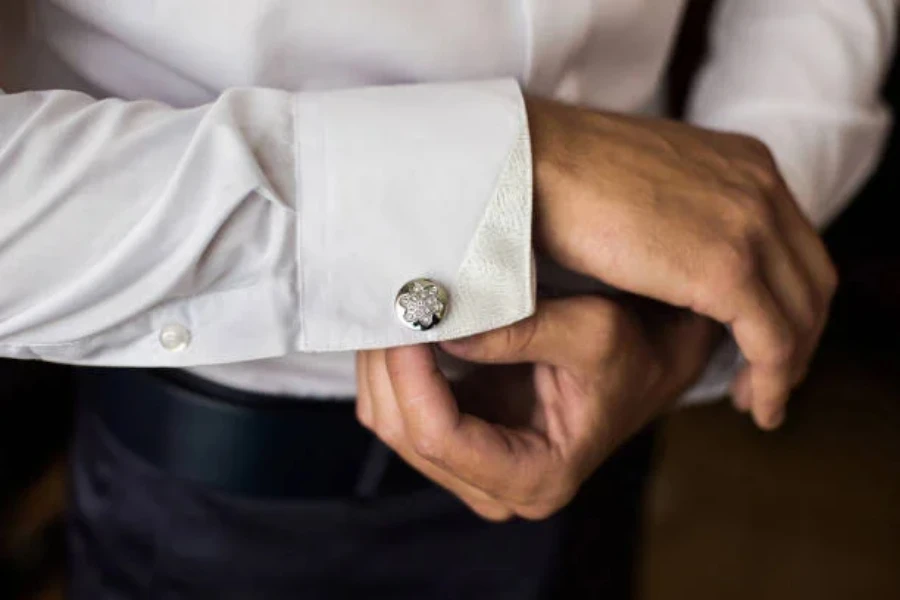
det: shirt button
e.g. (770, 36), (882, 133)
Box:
(395, 278), (449, 331)
(159, 323), (191, 352)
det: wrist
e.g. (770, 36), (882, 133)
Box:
(524, 96), (583, 259)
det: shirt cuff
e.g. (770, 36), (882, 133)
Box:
(0, 80), (533, 366)
(293, 79), (535, 351)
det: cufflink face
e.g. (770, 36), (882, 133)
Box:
(395, 278), (449, 331)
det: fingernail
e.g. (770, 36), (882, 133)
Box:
(757, 408), (785, 431)
(767, 408), (786, 430)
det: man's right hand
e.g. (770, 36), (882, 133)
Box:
(527, 97), (837, 430)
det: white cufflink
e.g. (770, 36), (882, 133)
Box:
(159, 323), (191, 352)
(395, 278), (449, 331)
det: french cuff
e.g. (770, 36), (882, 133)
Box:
(293, 79), (535, 351)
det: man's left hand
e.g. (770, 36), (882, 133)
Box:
(355, 297), (720, 521)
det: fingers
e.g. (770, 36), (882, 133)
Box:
(747, 233), (815, 429)
(695, 212), (833, 430)
(387, 346), (599, 519)
(440, 297), (625, 373)
(360, 345), (576, 520)
(743, 186), (837, 429)
(358, 350), (513, 521)
(761, 241), (818, 372)
(777, 190), (840, 305)
(385, 345), (551, 502)
(772, 189), (838, 364)
(718, 264), (796, 430)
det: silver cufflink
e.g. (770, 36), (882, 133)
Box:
(395, 278), (449, 331)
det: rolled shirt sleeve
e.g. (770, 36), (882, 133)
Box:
(0, 79), (534, 365)
(680, 0), (897, 404)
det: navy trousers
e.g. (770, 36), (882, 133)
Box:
(68, 370), (656, 599)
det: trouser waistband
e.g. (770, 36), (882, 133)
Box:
(76, 368), (430, 499)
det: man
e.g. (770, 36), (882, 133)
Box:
(0, 0), (893, 598)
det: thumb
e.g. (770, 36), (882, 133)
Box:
(385, 344), (461, 438)
(441, 296), (621, 370)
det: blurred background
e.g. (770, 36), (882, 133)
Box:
(2, 2), (899, 599)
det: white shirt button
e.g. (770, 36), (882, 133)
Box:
(159, 323), (191, 352)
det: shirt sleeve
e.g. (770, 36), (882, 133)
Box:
(680, 0), (897, 404)
(0, 79), (534, 366)
(686, 0), (896, 228)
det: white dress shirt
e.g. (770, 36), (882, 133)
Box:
(0, 0), (894, 399)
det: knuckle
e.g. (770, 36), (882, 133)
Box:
(379, 421), (405, 448)
(355, 402), (371, 429)
(748, 160), (781, 192)
(745, 197), (778, 233)
(519, 487), (578, 521)
(707, 240), (758, 297)
(475, 505), (515, 523)
(730, 197), (774, 239)
(513, 474), (549, 508)
(516, 474), (579, 521)
(410, 430), (443, 461)
(517, 501), (563, 522)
